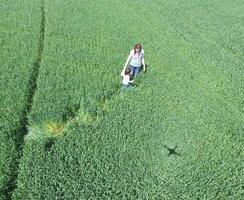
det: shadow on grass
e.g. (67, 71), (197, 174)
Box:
(163, 144), (181, 156)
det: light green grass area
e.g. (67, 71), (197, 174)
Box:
(1, 0), (243, 199)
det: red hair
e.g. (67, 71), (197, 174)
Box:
(134, 43), (142, 55)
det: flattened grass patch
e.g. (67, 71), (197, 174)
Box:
(75, 112), (97, 124)
(44, 121), (65, 137)
(97, 98), (110, 111)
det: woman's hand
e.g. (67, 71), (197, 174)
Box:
(143, 65), (146, 72)
(142, 57), (146, 72)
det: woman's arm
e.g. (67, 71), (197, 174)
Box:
(141, 50), (146, 71)
(142, 57), (146, 71)
(121, 50), (133, 76)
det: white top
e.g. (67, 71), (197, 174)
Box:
(122, 74), (133, 85)
(129, 49), (144, 67)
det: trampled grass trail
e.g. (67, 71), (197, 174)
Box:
(11, 0), (244, 199)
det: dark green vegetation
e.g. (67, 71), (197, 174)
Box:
(0, 0), (42, 199)
(1, 0), (244, 199)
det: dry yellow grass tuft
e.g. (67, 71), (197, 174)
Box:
(44, 121), (65, 137)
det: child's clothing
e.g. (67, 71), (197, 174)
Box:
(122, 74), (133, 85)
(121, 74), (133, 91)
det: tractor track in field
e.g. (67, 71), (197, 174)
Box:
(27, 0), (46, 114)
(4, 0), (46, 199)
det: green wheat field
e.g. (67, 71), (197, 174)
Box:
(0, 0), (243, 199)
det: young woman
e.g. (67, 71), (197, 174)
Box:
(121, 43), (146, 78)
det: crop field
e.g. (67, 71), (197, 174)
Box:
(0, 0), (42, 198)
(1, 0), (243, 199)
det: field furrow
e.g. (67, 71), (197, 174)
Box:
(0, 0), (43, 199)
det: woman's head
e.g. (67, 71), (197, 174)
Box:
(125, 68), (131, 75)
(134, 43), (142, 54)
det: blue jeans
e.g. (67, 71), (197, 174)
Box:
(129, 65), (141, 78)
